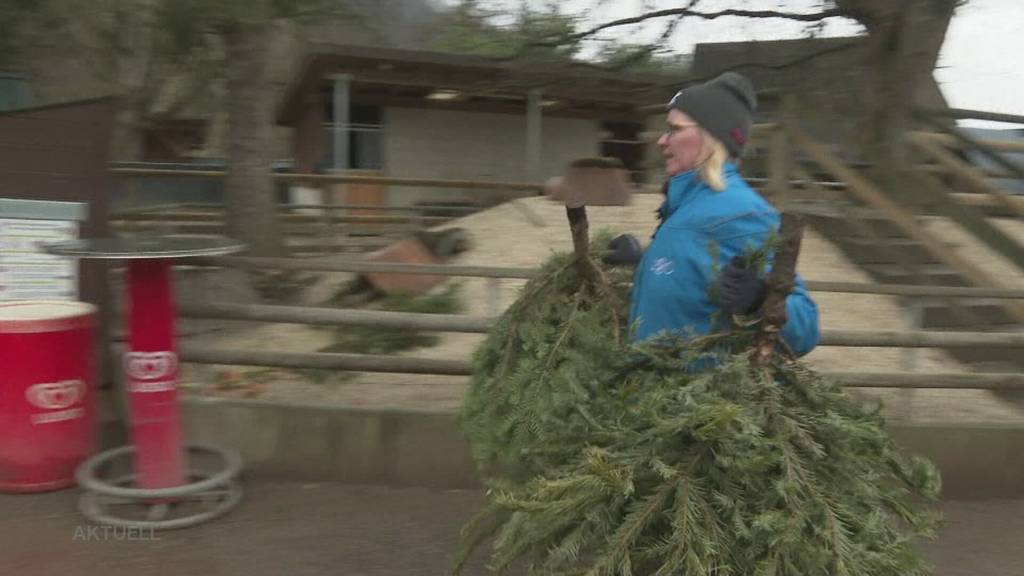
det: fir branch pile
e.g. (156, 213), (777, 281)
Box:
(457, 225), (941, 576)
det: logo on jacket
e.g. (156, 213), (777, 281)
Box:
(25, 380), (86, 410)
(651, 257), (674, 275)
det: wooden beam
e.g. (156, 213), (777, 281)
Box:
(919, 107), (1024, 125)
(179, 346), (473, 375)
(185, 255), (1024, 298)
(113, 211), (450, 226)
(190, 255), (537, 279)
(908, 132), (1024, 219)
(787, 123), (1024, 321)
(177, 300), (1024, 349)
(803, 281), (1024, 299)
(109, 168), (545, 192)
(820, 329), (1024, 349)
(912, 130), (1024, 154)
(828, 371), (1024, 389)
(179, 302), (493, 333)
(927, 117), (1024, 181)
(899, 145), (1024, 277)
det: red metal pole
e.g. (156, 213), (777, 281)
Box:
(123, 259), (184, 489)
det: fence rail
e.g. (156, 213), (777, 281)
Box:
(179, 300), (1024, 348)
(111, 124), (1024, 393)
(918, 107), (1024, 125)
(186, 256), (1024, 299)
(111, 167), (545, 193)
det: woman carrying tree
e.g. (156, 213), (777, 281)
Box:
(459, 72), (940, 576)
(605, 71), (820, 356)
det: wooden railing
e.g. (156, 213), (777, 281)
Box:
(166, 256), (1024, 391)
(110, 167), (545, 193)
(108, 115), (1024, 393)
(776, 122), (1024, 322)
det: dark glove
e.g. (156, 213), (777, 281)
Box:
(602, 234), (643, 266)
(719, 256), (766, 314)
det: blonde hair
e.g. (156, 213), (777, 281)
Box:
(697, 130), (730, 191)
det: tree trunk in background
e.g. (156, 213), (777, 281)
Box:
(224, 21), (284, 256)
(840, 0), (957, 167)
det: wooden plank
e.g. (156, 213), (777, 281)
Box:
(803, 281), (1024, 299)
(912, 130), (1024, 154)
(187, 255), (1024, 298)
(109, 167), (545, 192)
(921, 163), (1015, 179)
(899, 146), (1024, 274)
(828, 371), (1024, 389)
(172, 202), (481, 214)
(787, 124), (1024, 321)
(908, 133), (1024, 219)
(190, 255), (537, 279)
(179, 346), (472, 375)
(179, 302), (493, 333)
(941, 123), (1024, 179)
(920, 107), (1024, 125)
(177, 299), (1024, 348)
(820, 329), (1024, 349)
(113, 211), (451, 226)
(948, 192), (1024, 214)
(112, 221), (413, 238)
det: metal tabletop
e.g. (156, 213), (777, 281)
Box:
(45, 235), (246, 259)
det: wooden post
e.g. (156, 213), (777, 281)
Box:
(486, 278), (502, 317)
(767, 97), (794, 208)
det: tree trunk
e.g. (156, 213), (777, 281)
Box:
(847, 0), (957, 167)
(224, 21), (284, 256)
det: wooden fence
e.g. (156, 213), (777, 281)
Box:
(169, 256), (1024, 391)
(108, 117), (1024, 392)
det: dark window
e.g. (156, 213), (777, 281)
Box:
(600, 121), (645, 184)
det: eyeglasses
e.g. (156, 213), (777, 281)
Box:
(663, 123), (699, 137)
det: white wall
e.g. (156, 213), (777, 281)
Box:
(382, 107), (599, 206)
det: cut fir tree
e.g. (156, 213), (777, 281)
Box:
(457, 212), (941, 576)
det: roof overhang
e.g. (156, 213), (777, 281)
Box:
(276, 43), (682, 125)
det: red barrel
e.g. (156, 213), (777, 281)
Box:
(0, 301), (97, 493)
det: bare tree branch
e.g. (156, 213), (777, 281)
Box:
(593, 11), (688, 72)
(638, 39), (862, 104)
(536, 5), (864, 46)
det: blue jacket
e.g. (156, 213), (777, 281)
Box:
(629, 163), (820, 356)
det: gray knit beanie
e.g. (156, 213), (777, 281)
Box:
(667, 72), (757, 158)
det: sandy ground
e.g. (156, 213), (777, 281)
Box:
(178, 196), (1024, 424)
(2, 480), (1021, 576)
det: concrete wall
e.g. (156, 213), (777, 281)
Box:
(172, 397), (1024, 499)
(382, 107), (600, 206)
(182, 398), (479, 489)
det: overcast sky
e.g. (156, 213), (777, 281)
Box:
(445, 0), (1024, 128)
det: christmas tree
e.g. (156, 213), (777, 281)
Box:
(457, 214), (940, 576)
